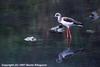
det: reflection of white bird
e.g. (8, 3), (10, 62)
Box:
(56, 48), (74, 63)
(59, 49), (74, 58)
(54, 13), (83, 49)
(24, 36), (37, 42)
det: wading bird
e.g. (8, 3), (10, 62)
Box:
(24, 36), (37, 42)
(54, 13), (83, 63)
(55, 13), (83, 49)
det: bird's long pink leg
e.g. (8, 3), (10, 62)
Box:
(68, 28), (72, 48)
(65, 29), (68, 47)
(65, 28), (72, 48)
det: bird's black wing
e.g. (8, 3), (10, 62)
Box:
(63, 18), (74, 22)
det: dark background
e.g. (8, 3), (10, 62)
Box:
(0, 0), (100, 67)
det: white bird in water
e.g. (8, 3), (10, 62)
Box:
(50, 25), (64, 33)
(86, 29), (95, 34)
(54, 13), (83, 52)
(53, 13), (83, 63)
(89, 11), (100, 21)
(54, 13), (83, 28)
(24, 36), (37, 42)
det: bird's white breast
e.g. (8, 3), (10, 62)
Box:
(61, 20), (73, 28)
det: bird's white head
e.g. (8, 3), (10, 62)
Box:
(54, 13), (61, 17)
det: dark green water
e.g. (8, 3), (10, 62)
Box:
(0, 25), (99, 67)
(0, 0), (100, 67)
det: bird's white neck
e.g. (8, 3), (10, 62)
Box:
(57, 16), (62, 23)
